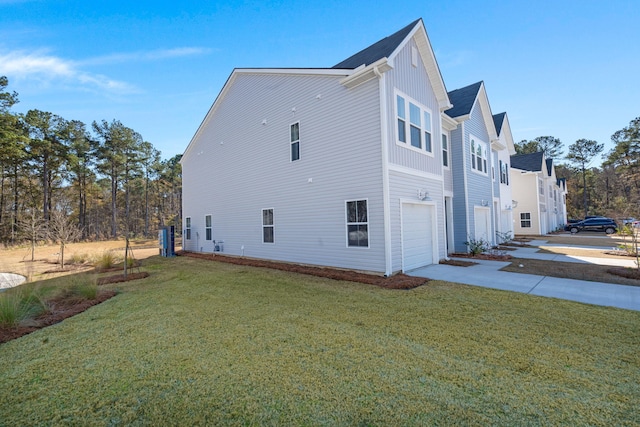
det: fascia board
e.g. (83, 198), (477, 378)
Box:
(339, 58), (392, 88)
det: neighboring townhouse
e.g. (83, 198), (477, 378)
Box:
(492, 112), (516, 241)
(444, 81), (505, 252)
(510, 152), (568, 235)
(181, 19), (454, 275)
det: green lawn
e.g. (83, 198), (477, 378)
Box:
(1, 256), (639, 426)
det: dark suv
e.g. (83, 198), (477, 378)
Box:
(565, 218), (618, 234)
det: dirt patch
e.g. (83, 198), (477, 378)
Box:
(96, 272), (150, 285)
(440, 259), (478, 267)
(0, 290), (117, 344)
(179, 251), (428, 290)
(607, 267), (640, 281)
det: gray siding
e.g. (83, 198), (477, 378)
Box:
(384, 39), (444, 175)
(388, 170), (445, 272)
(450, 125), (468, 252)
(182, 72), (387, 272)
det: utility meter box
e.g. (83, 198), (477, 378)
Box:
(158, 226), (176, 257)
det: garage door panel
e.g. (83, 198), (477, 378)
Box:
(402, 203), (434, 271)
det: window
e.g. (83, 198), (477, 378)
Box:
(442, 134), (449, 167)
(346, 200), (368, 247)
(205, 215), (212, 241)
(470, 138), (487, 174)
(499, 161), (509, 184)
(409, 103), (421, 149)
(396, 93), (433, 154)
(262, 209), (274, 243)
(520, 212), (532, 228)
(290, 122), (300, 161)
(396, 95), (406, 143)
(185, 217), (191, 240)
(539, 178), (544, 195)
(424, 111), (432, 152)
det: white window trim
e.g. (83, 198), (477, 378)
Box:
(442, 133), (450, 169)
(290, 121), (300, 162)
(345, 199), (370, 249)
(394, 90), (435, 157)
(262, 208), (275, 244)
(469, 134), (488, 176)
(205, 214), (212, 241)
(185, 217), (191, 240)
(520, 212), (532, 228)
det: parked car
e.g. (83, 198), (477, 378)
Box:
(565, 218), (618, 234)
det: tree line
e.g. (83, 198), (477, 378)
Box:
(0, 76), (182, 245)
(515, 117), (640, 221)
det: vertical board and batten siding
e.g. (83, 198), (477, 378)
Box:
(450, 125), (468, 252)
(182, 72), (387, 272)
(450, 101), (494, 251)
(385, 38), (444, 175)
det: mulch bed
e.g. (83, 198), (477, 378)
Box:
(607, 267), (640, 280)
(440, 259), (478, 267)
(96, 271), (149, 285)
(178, 251), (428, 290)
(448, 252), (512, 261)
(0, 290), (117, 344)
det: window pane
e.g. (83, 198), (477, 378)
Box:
(186, 229), (191, 240)
(396, 96), (405, 119)
(263, 209), (273, 226)
(205, 215), (211, 227)
(205, 228), (212, 240)
(423, 111), (431, 132)
(397, 118), (406, 142)
(348, 224), (368, 247)
(347, 201), (357, 223)
(186, 217), (191, 227)
(442, 134), (447, 150)
(291, 141), (300, 161)
(263, 226), (274, 243)
(410, 125), (421, 148)
(424, 131), (431, 152)
(290, 123), (299, 142)
(357, 200), (368, 222)
(409, 103), (421, 126)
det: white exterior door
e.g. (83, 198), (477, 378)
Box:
(474, 207), (491, 243)
(402, 203), (434, 271)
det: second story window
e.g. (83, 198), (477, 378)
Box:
(290, 122), (300, 162)
(396, 92), (433, 154)
(442, 134), (449, 167)
(470, 138), (487, 174)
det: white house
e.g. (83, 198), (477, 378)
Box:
(181, 19), (454, 275)
(510, 152), (568, 235)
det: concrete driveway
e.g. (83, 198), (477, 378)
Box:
(409, 239), (640, 311)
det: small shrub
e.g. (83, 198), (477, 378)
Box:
(69, 252), (90, 265)
(464, 237), (490, 256)
(495, 230), (513, 244)
(0, 286), (49, 328)
(67, 274), (98, 300)
(93, 251), (119, 270)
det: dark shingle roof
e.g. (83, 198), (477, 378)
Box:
(444, 81), (483, 118)
(546, 158), (554, 176)
(510, 152), (544, 172)
(332, 19), (421, 69)
(493, 112), (506, 135)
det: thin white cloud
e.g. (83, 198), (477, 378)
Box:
(78, 47), (213, 66)
(0, 50), (135, 93)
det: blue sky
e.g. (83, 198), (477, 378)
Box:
(1, 0), (638, 164)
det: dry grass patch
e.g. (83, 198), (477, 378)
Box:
(501, 258), (640, 287)
(536, 246), (634, 259)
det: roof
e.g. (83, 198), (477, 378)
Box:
(333, 19), (421, 69)
(493, 112), (506, 135)
(444, 81), (483, 118)
(546, 158), (554, 176)
(510, 152), (545, 172)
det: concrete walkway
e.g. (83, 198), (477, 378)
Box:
(409, 241), (640, 311)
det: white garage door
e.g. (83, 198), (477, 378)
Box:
(402, 203), (434, 271)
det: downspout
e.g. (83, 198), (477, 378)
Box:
(375, 65), (393, 277)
